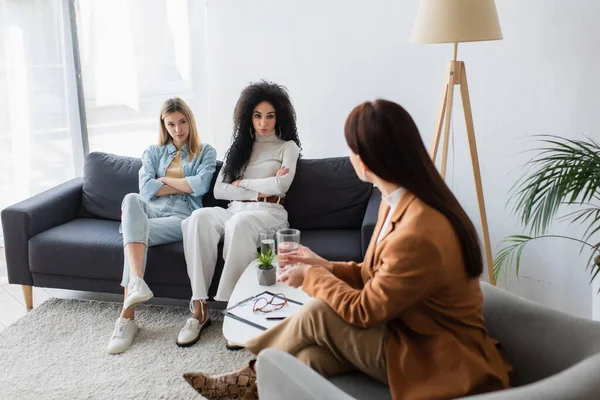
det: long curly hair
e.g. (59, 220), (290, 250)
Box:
(222, 80), (301, 182)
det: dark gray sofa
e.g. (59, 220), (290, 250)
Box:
(1, 152), (380, 305)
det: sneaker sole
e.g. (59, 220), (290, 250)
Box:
(176, 319), (212, 348)
(107, 346), (129, 355)
(124, 293), (154, 310)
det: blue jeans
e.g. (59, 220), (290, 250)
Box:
(120, 193), (192, 287)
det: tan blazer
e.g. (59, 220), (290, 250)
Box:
(302, 192), (511, 400)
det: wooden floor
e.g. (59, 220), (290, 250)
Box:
(0, 246), (190, 333)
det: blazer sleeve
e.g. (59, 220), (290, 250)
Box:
(302, 233), (442, 328)
(238, 141), (300, 196)
(330, 261), (364, 289)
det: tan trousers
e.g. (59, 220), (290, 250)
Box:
(246, 299), (389, 383)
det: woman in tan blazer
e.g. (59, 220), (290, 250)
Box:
(183, 99), (512, 400)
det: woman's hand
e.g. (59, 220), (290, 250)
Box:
(275, 166), (289, 177)
(279, 264), (311, 288)
(231, 180), (241, 186)
(157, 176), (170, 185)
(278, 245), (332, 272)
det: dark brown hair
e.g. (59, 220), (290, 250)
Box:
(344, 99), (483, 278)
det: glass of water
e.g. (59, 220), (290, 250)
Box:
(259, 229), (276, 256)
(276, 228), (300, 269)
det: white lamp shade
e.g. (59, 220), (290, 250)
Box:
(410, 0), (503, 44)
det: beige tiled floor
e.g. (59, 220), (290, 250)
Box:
(0, 246), (190, 333)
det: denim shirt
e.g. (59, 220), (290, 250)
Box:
(139, 141), (217, 210)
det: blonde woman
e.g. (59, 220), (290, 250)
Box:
(107, 97), (217, 354)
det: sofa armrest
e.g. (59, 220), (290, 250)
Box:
(360, 187), (381, 258)
(257, 348), (354, 400)
(460, 352), (600, 400)
(1, 177), (83, 285)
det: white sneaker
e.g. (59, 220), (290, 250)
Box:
(177, 317), (211, 347)
(107, 317), (138, 354)
(124, 276), (153, 309)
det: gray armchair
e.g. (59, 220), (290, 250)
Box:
(256, 282), (600, 400)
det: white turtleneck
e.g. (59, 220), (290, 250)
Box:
(377, 188), (404, 243)
(214, 131), (300, 201)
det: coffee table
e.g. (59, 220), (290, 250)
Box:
(222, 258), (312, 347)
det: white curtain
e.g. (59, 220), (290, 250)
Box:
(0, 0), (208, 244)
(0, 0), (78, 238)
(78, 0), (139, 110)
(77, 0), (208, 158)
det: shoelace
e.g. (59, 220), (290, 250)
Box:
(129, 278), (142, 293)
(112, 319), (129, 339)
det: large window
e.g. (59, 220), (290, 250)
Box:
(0, 0), (80, 214)
(77, 0), (209, 157)
(0, 0), (209, 244)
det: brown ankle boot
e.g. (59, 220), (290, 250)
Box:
(183, 361), (258, 399)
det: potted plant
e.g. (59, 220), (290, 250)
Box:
(256, 248), (276, 286)
(494, 135), (600, 284)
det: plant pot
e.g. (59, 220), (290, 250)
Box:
(257, 266), (276, 286)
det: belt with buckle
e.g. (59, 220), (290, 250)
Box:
(240, 196), (285, 206)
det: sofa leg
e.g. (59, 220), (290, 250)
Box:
(22, 285), (33, 310)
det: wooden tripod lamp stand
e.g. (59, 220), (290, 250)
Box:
(410, 0), (503, 285)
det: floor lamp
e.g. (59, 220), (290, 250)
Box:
(410, 0), (503, 285)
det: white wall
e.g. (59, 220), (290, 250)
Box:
(594, 280), (600, 320)
(203, 0), (600, 318)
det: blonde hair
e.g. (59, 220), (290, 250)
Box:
(159, 97), (202, 160)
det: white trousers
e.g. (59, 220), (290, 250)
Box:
(181, 201), (289, 302)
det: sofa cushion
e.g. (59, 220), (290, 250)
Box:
(80, 152), (141, 221)
(80, 152), (227, 221)
(301, 229), (362, 262)
(29, 218), (188, 286)
(286, 157), (372, 230)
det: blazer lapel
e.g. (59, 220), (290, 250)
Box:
(373, 192), (417, 266)
(363, 200), (389, 270)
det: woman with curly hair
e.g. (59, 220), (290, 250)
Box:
(176, 80), (301, 347)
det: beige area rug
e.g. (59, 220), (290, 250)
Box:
(0, 298), (253, 399)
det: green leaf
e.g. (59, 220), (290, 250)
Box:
(508, 135), (600, 236)
(256, 248), (275, 269)
(493, 235), (532, 281)
(499, 135), (600, 286)
(495, 234), (600, 283)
